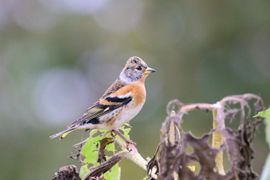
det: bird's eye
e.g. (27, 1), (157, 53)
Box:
(132, 59), (138, 64)
(136, 66), (142, 71)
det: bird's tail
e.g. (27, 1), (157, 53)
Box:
(49, 127), (76, 140)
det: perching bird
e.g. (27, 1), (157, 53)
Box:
(50, 56), (156, 145)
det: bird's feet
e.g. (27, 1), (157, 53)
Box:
(125, 139), (136, 152)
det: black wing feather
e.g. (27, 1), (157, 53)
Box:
(71, 96), (132, 126)
(105, 96), (132, 104)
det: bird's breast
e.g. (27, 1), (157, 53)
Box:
(114, 102), (144, 128)
(105, 81), (146, 129)
(131, 81), (146, 105)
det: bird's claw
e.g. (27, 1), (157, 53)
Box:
(126, 139), (136, 151)
(111, 129), (136, 151)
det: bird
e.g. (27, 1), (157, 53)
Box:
(50, 56), (156, 145)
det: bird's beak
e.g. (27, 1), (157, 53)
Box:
(145, 67), (157, 74)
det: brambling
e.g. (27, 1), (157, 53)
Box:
(50, 56), (156, 145)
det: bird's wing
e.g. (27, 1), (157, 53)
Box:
(70, 83), (133, 127)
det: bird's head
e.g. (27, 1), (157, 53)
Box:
(119, 56), (156, 83)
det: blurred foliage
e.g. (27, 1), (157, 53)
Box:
(256, 107), (270, 180)
(256, 107), (270, 148)
(0, 0), (270, 179)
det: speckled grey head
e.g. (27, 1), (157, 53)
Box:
(119, 56), (156, 83)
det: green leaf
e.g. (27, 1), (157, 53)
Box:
(81, 136), (100, 164)
(79, 129), (125, 179)
(120, 124), (131, 139)
(89, 129), (99, 136)
(255, 107), (270, 119)
(81, 130), (105, 165)
(257, 107), (270, 180)
(105, 142), (115, 152)
(256, 107), (270, 147)
(79, 164), (90, 180)
(103, 163), (121, 180)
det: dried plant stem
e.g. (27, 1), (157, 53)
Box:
(171, 93), (263, 176)
(53, 93), (263, 180)
(170, 101), (227, 175)
(114, 139), (158, 179)
(114, 138), (148, 170)
(212, 105), (225, 175)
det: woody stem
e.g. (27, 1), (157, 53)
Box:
(112, 129), (135, 145)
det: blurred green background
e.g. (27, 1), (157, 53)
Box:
(0, 0), (270, 179)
